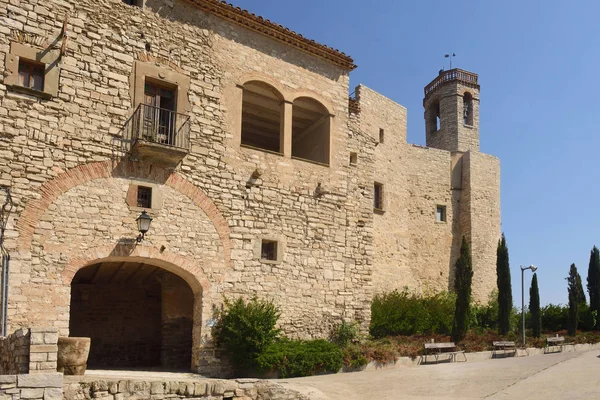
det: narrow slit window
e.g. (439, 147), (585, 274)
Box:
(374, 182), (384, 211)
(137, 186), (152, 208)
(436, 205), (447, 222)
(18, 59), (44, 91)
(379, 128), (384, 143)
(349, 152), (358, 165)
(261, 240), (278, 261)
(463, 92), (473, 126)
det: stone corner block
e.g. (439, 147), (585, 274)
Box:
(17, 373), (63, 388)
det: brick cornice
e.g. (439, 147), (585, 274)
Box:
(16, 160), (232, 266)
(183, 0), (356, 71)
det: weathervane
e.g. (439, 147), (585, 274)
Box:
(445, 53), (456, 70)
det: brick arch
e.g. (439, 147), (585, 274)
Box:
(16, 160), (231, 265)
(62, 244), (210, 295)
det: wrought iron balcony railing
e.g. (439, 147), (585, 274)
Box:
(123, 104), (191, 151)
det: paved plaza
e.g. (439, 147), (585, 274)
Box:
(282, 349), (600, 399)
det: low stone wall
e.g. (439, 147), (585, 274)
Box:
(63, 378), (312, 400)
(0, 327), (59, 375)
(0, 329), (30, 374)
(0, 373), (63, 400)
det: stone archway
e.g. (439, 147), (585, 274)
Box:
(69, 257), (201, 371)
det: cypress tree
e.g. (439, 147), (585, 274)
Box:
(452, 236), (473, 342)
(529, 273), (541, 338)
(587, 246), (600, 330)
(496, 233), (512, 335)
(567, 264), (582, 336)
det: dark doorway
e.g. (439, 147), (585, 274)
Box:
(69, 261), (194, 370)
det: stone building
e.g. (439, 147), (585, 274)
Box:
(0, 0), (500, 375)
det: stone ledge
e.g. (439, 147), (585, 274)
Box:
(17, 373), (63, 388)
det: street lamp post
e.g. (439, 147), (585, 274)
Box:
(521, 264), (538, 347)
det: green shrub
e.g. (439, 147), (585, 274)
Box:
(330, 321), (359, 347)
(257, 339), (343, 378)
(541, 304), (568, 332)
(370, 289), (455, 338)
(470, 291), (499, 332)
(340, 343), (369, 369)
(213, 296), (280, 371)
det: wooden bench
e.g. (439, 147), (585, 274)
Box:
(423, 342), (467, 363)
(545, 336), (575, 353)
(492, 340), (516, 357)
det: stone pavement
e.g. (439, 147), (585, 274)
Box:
(280, 349), (600, 399)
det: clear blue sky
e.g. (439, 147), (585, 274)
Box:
(234, 0), (600, 307)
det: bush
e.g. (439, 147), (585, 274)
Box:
(541, 304), (568, 332)
(340, 343), (369, 369)
(257, 339), (343, 378)
(330, 321), (359, 347)
(213, 297), (280, 371)
(370, 290), (455, 338)
(470, 291), (499, 332)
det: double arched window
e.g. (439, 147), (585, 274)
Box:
(240, 80), (331, 165)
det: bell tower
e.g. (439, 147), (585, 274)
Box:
(423, 69), (480, 152)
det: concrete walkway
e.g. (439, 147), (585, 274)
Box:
(280, 349), (600, 399)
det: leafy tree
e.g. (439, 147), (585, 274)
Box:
(496, 234), (512, 335)
(587, 246), (600, 330)
(452, 236), (473, 342)
(567, 264), (583, 335)
(529, 273), (541, 338)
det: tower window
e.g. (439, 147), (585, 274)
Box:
(379, 128), (384, 143)
(122, 0), (141, 6)
(463, 92), (473, 126)
(18, 59), (44, 91)
(374, 182), (384, 211)
(261, 240), (278, 261)
(137, 186), (152, 208)
(436, 205), (447, 222)
(349, 152), (358, 166)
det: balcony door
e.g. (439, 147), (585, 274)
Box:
(143, 82), (177, 145)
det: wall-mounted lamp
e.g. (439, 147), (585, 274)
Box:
(136, 211), (152, 243)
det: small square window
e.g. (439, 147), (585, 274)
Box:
(18, 59), (44, 91)
(261, 240), (278, 261)
(349, 152), (358, 166)
(379, 128), (384, 143)
(436, 205), (447, 222)
(374, 182), (384, 211)
(137, 186), (152, 208)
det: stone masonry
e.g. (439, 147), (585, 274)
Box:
(0, 0), (500, 375)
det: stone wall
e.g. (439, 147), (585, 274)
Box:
(0, 328), (29, 374)
(0, 327), (58, 375)
(0, 373), (62, 400)
(63, 378), (311, 400)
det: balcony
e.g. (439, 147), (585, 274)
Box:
(122, 104), (191, 167)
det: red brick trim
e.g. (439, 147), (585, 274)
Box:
(61, 244), (211, 294)
(16, 160), (231, 265)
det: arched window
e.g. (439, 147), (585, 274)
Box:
(428, 101), (441, 133)
(291, 97), (330, 165)
(241, 81), (283, 153)
(463, 92), (473, 126)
